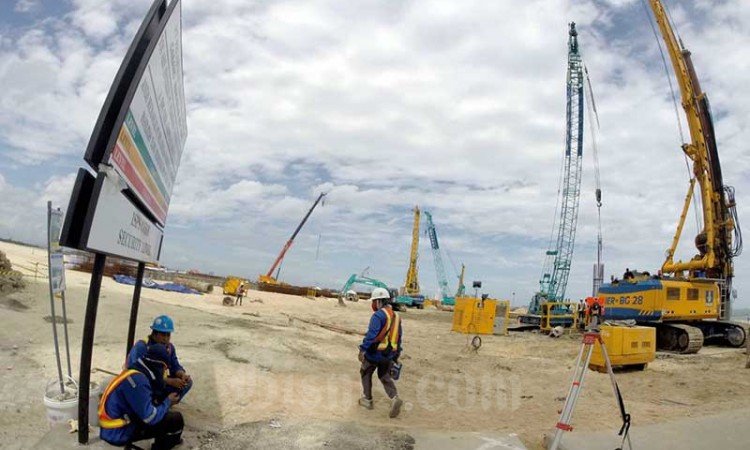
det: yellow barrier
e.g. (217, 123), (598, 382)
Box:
(539, 302), (578, 331)
(451, 297), (510, 335)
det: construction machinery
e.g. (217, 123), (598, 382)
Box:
(258, 192), (327, 285)
(598, 0), (744, 353)
(339, 274), (389, 302)
(521, 23), (585, 327)
(396, 206), (425, 309)
(455, 263), (466, 298)
(424, 211), (455, 306)
(223, 276), (247, 295)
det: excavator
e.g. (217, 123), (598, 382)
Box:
(338, 274), (390, 302)
(598, 0), (744, 353)
(258, 192), (327, 285)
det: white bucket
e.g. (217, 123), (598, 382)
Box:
(43, 377), (103, 428)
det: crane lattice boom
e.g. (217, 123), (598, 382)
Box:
(531, 22), (585, 313)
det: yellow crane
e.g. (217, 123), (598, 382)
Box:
(393, 206), (425, 309)
(403, 206), (421, 295)
(598, 0), (744, 353)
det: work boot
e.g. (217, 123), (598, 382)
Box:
(389, 396), (403, 418)
(358, 396), (373, 410)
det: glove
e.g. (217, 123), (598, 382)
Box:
(358, 351), (365, 363)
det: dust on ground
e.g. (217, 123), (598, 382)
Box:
(1, 241), (749, 450)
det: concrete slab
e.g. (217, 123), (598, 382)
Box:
(545, 408), (750, 450)
(34, 423), (530, 450)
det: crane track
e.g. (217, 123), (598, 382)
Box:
(656, 323), (704, 354)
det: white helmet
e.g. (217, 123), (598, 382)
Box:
(370, 287), (390, 301)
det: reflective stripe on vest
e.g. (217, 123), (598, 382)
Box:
(98, 369), (140, 429)
(376, 308), (400, 352)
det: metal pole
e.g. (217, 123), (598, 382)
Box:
(126, 263), (146, 357)
(60, 290), (73, 379)
(78, 252), (106, 444)
(47, 202), (65, 394)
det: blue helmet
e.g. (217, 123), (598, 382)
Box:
(150, 315), (174, 333)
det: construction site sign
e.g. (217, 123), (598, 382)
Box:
(85, 173), (165, 264)
(60, 0), (185, 263)
(108, 1), (187, 226)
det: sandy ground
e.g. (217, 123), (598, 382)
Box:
(1, 240), (749, 450)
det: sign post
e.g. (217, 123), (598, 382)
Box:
(46, 202), (66, 394)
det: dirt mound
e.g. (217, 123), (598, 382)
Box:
(0, 296), (29, 311)
(0, 249), (25, 292)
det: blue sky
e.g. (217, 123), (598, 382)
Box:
(1, 0), (749, 308)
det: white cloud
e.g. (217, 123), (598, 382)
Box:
(1, 0), (749, 309)
(14, 0), (40, 14)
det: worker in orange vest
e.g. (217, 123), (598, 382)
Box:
(358, 287), (404, 418)
(99, 344), (184, 449)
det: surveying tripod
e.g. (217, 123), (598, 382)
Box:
(548, 326), (633, 450)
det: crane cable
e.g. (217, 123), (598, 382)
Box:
(583, 65), (604, 290)
(640, 0), (702, 232)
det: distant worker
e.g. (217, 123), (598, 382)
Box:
(358, 287), (404, 418)
(235, 283), (245, 306)
(578, 299), (586, 328)
(623, 267), (634, 280)
(127, 315), (193, 403)
(100, 343), (184, 449)
(586, 297), (605, 331)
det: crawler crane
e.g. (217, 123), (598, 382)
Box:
(521, 23), (585, 326)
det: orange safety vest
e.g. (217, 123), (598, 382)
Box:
(98, 369), (140, 429)
(375, 308), (401, 353)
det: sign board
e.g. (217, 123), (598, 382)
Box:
(108, 1), (186, 226)
(61, 0), (186, 264)
(85, 173), (164, 264)
(48, 206), (66, 294)
(50, 253), (66, 293)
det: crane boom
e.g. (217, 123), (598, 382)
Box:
(528, 22), (585, 316)
(424, 211), (454, 304)
(649, 0), (737, 282)
(456, 263), (466, 298)
(259, 192), (327, 284)
(403, 206), (421, 295)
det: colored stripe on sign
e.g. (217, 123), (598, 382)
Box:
(116, 124), (168, 213)
(124, 111), (171, 203)
(112, 142), (167, 224)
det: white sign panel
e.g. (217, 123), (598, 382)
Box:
(86, 175), (164, 263)
(110, 1), (187, 226)
(48, 205), (66, 294)
(50, 253), (66, 293)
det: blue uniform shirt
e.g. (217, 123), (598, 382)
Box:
(100, 369), (172, 445)
(359, 307), (403, 363)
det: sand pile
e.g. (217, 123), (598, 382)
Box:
(0, 249), (25, 293)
